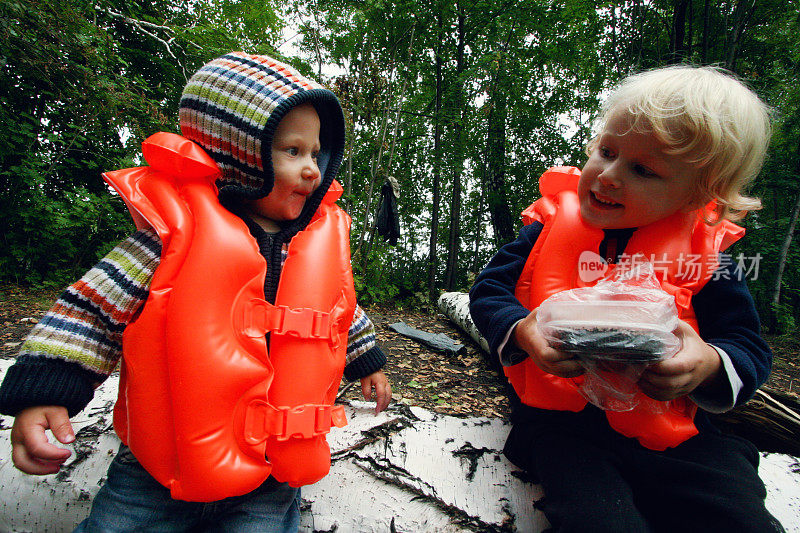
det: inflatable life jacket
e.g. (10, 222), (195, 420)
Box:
(505, 167), (744, 450)
(102, 132), (356, 501)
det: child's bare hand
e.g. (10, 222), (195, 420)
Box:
(638, 321), (722, 401)
(513, 310), (584, 378)
(10, 406), (75, 475)
(360, 370), (392, 414)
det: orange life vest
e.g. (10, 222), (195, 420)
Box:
(505, 167), (744, 450)
(102, 132), (356, 501)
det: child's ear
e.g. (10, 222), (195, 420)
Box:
(681, 189), (717, 216)
(681, 197), (705, 212)
(682, 179), (712, 212)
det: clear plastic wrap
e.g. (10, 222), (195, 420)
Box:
(536, 263), (682, 411)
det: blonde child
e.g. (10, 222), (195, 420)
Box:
(470, 66), (782, 531)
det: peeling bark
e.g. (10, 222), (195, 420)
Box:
(2, 357), (800, 532)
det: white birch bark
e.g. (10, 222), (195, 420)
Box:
(2, 354), (800, 531)
(437, 292), (490, 353)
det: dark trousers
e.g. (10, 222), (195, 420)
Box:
(504, 404), (785, 533)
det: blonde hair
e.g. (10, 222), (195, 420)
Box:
(595, 65), (772, 222)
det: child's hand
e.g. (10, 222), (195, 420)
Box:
(638, 320), (723, 401)
(10, 405), (75, 475)
(513, 309), (584, 378)
(360, 370), (392, 415)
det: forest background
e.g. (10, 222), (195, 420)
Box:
(1, 0), (799, 336)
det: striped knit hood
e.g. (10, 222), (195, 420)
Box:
(179, 52), (345, 233)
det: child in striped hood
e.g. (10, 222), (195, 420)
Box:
(0, 52), (391, 531)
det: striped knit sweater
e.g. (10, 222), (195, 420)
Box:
(0, 228), (385, 417)
(1, 52), (386, 418)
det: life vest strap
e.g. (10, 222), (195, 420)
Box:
(242, 299), (332, 339)
(243, 401), (347, 444)
(660, 281), (693, 311)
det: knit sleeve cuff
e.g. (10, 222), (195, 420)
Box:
(343, 345), (387, 382)
(0, 357), (97, 417)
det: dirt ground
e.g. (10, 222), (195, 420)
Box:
(1, 286), (798, 420)
(343, 305), (511, 417)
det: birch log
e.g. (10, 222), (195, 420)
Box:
(437, 292), (489, 353)
(3, 353), (800, 531)
(0, 358), (547, 532)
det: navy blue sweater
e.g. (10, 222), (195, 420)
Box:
(469, 222), (772, 412)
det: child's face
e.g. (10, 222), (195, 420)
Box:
(578, 112), (700, 229)
(249, 103), (321, 229)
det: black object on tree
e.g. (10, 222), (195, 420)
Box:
(376, 178), (400, 245)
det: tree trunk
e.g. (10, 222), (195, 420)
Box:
(428, 12), (444, 302)
(344, 38), (372, 212)
(344, 132), (354, 213)
(384, 26), (415, 175)
(725, 0), (757, 72)
(357, 94), (392, 258)
(357, 32), (416, 261)
(437, 292), (490, 353)
(687, 0), (694, 57)
(485, 55), (516, 246)
(472, 160), (487, 275)
(701, 0), (710, 63)
(444, 132), (463, 290)
(610, 3), (619, 74)
(632, 0), (644, 67)
(444, 7), (466, 292)
(769, 142), (800, 331)
(770, 190), (800, 308)
(670, 0), (691, 63)
(361, 27), (416, 262)
(3, 357), (800, 531)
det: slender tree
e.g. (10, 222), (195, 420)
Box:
(428, 10), (445, 301)
(444, 4), (467, 291)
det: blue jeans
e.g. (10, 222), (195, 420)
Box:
(74, 445), (301, 532)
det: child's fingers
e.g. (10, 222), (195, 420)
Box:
(45, 408), (75, 445)
(547, 358), (585, 378)
(373, 381), (391, 414)
(361, 379), (373, 401)
(11, 428), (71, 475)
(642, 356), (691, 378)
(638, 371), (691, 401)
(10, 406), (73, 475)
(638, 380), (679, 401)
(11, 443), (68, 475)
(18, 425), (72, 462)
(514, 313), (583, 378)
(537, 347), (584, 377)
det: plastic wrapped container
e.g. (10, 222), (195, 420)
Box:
(535, 263), (683, 411)
(537, 299), (680, 363)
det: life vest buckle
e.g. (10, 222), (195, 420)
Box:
(265, 404), (347, 441)
(268, 305), (331, 339)
(241, 299), (332, 339)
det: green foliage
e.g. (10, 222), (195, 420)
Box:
(352, 251), (401, 307)
(298, 0), (610, 298)
(0, 185), (133, 288)
(0, 0), (283, 289)
(772, 302), (797, 333)
(2, 0), (799, 321)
